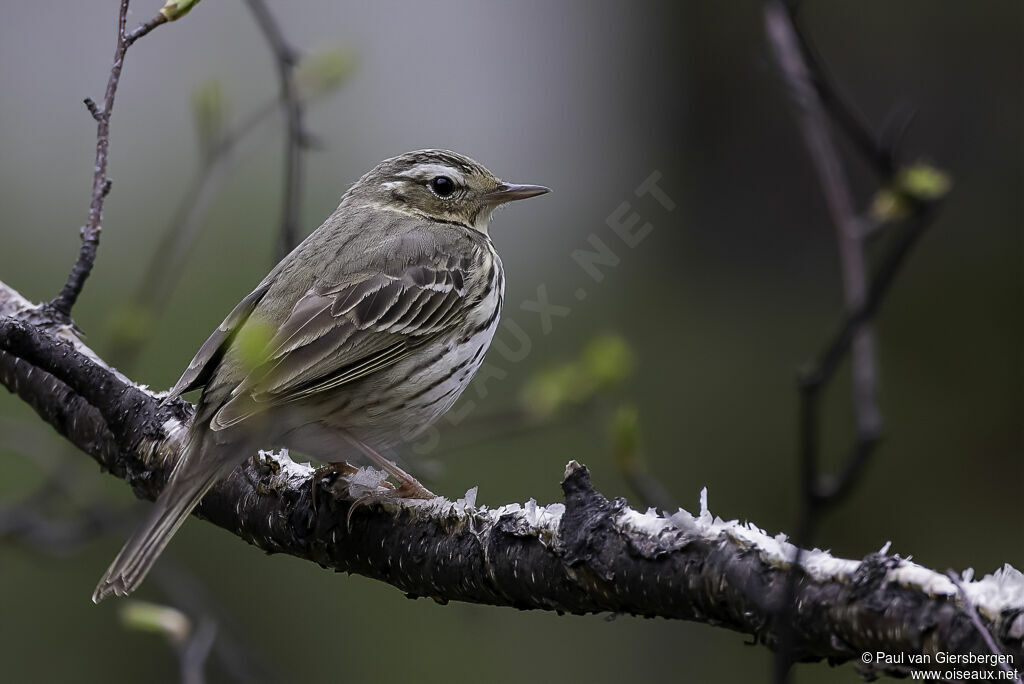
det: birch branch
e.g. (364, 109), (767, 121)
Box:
(1, 280), (1022, 680)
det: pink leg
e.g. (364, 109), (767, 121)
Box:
(338, 432), (436, 500)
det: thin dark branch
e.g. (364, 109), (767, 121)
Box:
(109, 47), (349, 367)
(802, 204), (934, 398)
(125, 13), (171, 47)
(179, 618), (217, 684)
(765, 0), (880, 462)
(947, 571), (1023, 683)
(786, 7), (896, 178)
(48, 1), (169, 320)
(0, 409), (271, 683)
(109, 99), (280, 369)
(84, 97), (102, 122)
(1, 485), (271, 684)
(0, 496), (128, 556)
(608, 405), (678, 512)
(799, 201), (939, 500)
(152, 562), (277, 683)
(112, 51), (349, 368)
(245, 0), (307, 261)
(620, 466), (676, 513)
(763, 2), (945, 680)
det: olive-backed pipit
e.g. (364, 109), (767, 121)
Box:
(93, 149), (549, 602)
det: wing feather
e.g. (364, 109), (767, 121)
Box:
(208, 255), (478, 431)
(164, 281), (272, 401)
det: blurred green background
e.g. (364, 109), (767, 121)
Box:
(1, 1), (1021, 682)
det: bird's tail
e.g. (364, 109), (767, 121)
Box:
(92, 437), (226, 603)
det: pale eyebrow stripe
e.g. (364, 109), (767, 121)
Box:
(396, 164), (467, 185)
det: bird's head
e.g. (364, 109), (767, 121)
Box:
(347, 149), (549, 234)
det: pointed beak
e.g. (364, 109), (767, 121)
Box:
(486, 182), (551, 204)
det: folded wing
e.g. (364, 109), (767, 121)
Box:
(209, 253), (473, 430)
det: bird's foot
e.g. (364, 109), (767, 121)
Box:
(335, 432), (436, 500)
(311, 461), (358, 511)
(345, 477), (434, 529)
(387, 471), (436, 500)
(344, 470), (437, 530)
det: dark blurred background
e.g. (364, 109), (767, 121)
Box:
(1, 1), (1021, 682)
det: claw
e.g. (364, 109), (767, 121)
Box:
(336, 432), (437, 501)
(392, 478), (436, 500)
(311, 461), (357, 511)
(346, 478), (437, 531)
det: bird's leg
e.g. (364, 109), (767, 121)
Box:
(339, 432), (436, 500)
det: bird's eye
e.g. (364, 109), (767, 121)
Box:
(429, 176), (457, 198)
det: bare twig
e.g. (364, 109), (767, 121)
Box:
(179, 618), (217, 684)
(785, 5), (897, 178)
(619, 463), (676, 513)
(140, 101), (277, 309)
(107, 100), (279, 369)
(947, 571), (1023, 683)
(0, 422), (131, 553)
(49, 1), (170, 320)
(609, 404), (677, 512)
(763, 2), (946, 680)
(0, 494), (128, 556)
(0, 440), (272, 683)
(765, 0), (881, 505)
(111, 46), (352, 368)
(152, 562), (277, 683)
(245, 0), (307, 261)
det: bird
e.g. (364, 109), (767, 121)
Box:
(92, 149), (549, 602)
